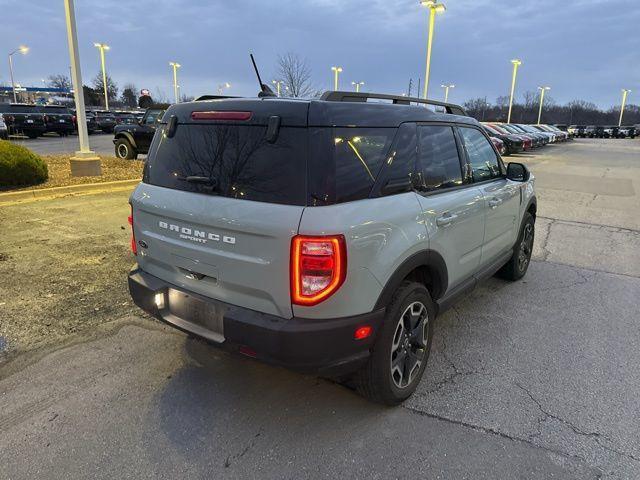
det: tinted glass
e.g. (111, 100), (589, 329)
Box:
(459, 127), (502, 182)
(144, 110), (164, 124)
(4, 105), (38, 113)
(144, 124), (307, 206)
(417, 125), (463, 191)
(372, 123), (417, 196)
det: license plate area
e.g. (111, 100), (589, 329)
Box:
(167, 289), (225, 341)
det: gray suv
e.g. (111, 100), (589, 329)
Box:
(128, 91), (536, 405)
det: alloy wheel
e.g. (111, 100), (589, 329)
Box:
(390, 301), (429, 389)
(518, 223), (534, 272)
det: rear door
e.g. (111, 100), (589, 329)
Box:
(137, 109), (164, 151)
(414, 124), (485, 290)
(457, 126), (520, 266)
(131, 103), (309, 318)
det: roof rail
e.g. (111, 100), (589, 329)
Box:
(195, 94), (242, 101)
(319, 91), (467, 116)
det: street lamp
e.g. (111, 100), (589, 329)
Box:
(536, 86), (550, 124)
(507, 58), (522, 123)
(440, 83), (455, 102)
(169, 62), (181, 104)
(420, 0), (446, 100)
(619, 89), (631, 127)
(272, 80), (283, 97)
(351, 81), (365, 92)
(93, 42), (110, 110)
(331, 66), (343, 90)
(64, 0), (100, 176)
(8, 45), (29, 103)
(217, 82), (231, 95)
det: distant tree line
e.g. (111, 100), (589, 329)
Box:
(463, 92), (640, 126)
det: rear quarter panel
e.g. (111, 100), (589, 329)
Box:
(294, 192), (428, 319)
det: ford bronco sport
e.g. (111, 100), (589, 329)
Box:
(128, 91), (536, 405)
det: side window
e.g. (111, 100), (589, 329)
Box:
(459, 127), (502, 182)
(417, 125), (463, 191)
(372, 122), (418, 196)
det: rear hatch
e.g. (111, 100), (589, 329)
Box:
(3, 104), (45, 128)
(38, 106), (73, 127)
(131, 99), (309, 318)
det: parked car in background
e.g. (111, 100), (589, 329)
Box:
(594, 126), (607, 138)
(620, 126), (636, 138)
(114, 111), (137, 125)
(92, 110), (117, 133)
(547, 124), (571, 140)
(0, 103), (46, 138)
(568, 125), (586, 138)
(516, 124), (553, 144)
(488, 123), (533, 150)
(71, 110), (98, 134)
(584, 126), (597, 138)
(490, 136), (506, 155)
(0, 116), (8, 139)
(36, 105), (74, 136)
(113, 107), (166, 159)
(501, 124), (544, 148)
(481, 123), (523, 154)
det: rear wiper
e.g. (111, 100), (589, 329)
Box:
(185, 175), (216, 185)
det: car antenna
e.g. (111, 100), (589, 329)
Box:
(250, 53), (277, 98)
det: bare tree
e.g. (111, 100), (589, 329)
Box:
(276, 53), (315, 98)
(92, 73), (118, 104)
(47, 74), (71, 90)
(120, 83), (138, 108)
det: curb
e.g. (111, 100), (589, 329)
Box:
(0, 178), (141, 205)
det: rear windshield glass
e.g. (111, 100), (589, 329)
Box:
(1, 105), (38, 113)
(36, 106), (70, 113)
(144, 124), (307, 206)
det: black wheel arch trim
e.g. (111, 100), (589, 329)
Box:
(114, 132), (137, 149)
(374, 250), (448, 310)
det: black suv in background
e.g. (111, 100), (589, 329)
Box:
(113, 107), (166, 159)
(92, 111), (117, 133)
(36, 105), (75, 136)
(114, 111), (137, 125)
(0, 103), (46, 138)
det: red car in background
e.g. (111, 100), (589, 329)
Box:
(488, 123), (533, 150)
(490, 136), (506, 156)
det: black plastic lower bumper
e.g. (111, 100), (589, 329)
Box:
(128, 267), (385, 376)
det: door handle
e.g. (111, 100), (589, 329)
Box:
(488, 198), (502, 208)
(436, 213), (458, 227)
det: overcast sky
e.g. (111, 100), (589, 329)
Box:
(1, 0), (638, 108)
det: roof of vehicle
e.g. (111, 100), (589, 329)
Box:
(165, 92), (476, 128)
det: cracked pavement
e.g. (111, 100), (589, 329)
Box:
(1, 139), (639, 479)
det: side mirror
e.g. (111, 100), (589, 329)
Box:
(506, 162), (530, 182)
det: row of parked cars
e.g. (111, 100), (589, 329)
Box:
(567, 125), (637, 139)
(480, 123), (570, 156)
(0, 103), (144, 139)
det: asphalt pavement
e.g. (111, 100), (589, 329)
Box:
(7, 132), (122, 157)
(1, 139), (639, 479)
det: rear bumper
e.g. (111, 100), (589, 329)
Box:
(46, 122), (74, 133)
(128, 267), (384, 376)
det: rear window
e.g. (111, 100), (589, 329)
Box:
(144, 124), (307, 206)
(308, 127), (397, 205)
(2, 105), (38, 113)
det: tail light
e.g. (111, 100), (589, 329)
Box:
(43, 115), (49, 123)
(128, 206), (137, 255)
(5, 115), (14, 124)
(72, 115), (77, 125)
(291, 235), (346, 306)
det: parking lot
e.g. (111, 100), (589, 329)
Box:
(7, 132), (119, 157)
(1, 139), (639, 479)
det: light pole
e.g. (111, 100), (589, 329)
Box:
(619, 89), (631, 127)
(420, 1), (446, 100)
(507, 58), (522, 123)
(8, 45), (29, 103)
(169, 62), (180, 103)
(93, 42), (110, 110)
(536, 86), (550, 124)
(64, 0), (100, 176)
(272, 80), (283, 96)
(440, 83), (454, 102)
(351, 81), (364, 92)
(331, 66), (343, 90)
(217, 82), (231, 95)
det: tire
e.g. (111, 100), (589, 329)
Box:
(497, 212), (535, 281)
(114, 138), (137, 160)
(355, 281), (435, 405)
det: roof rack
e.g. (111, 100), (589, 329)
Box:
(195, 94), (242, 101)
(319, 91), (467, 116)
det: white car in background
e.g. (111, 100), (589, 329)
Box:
(0, 116), (8, 140)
